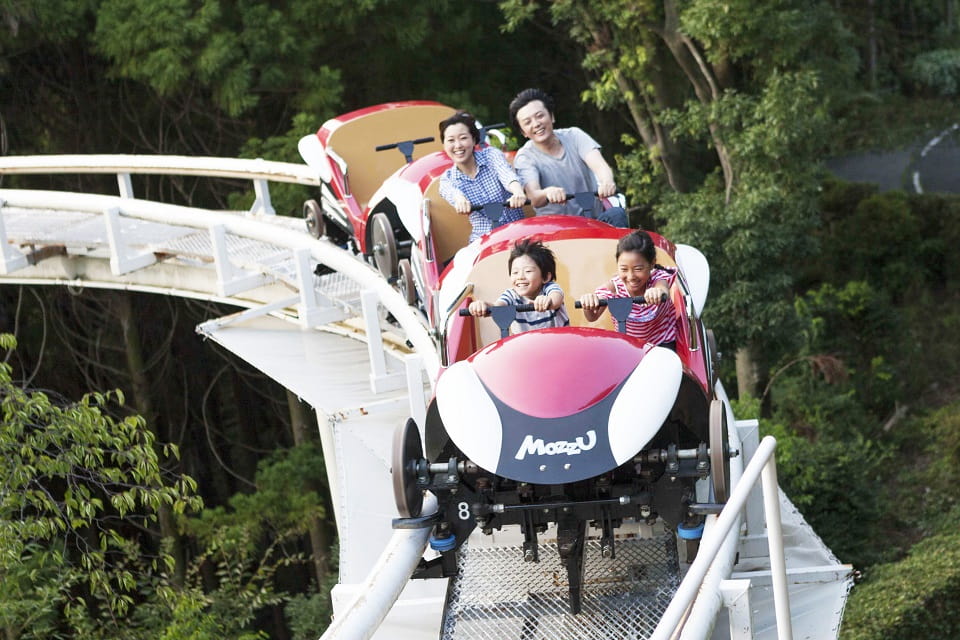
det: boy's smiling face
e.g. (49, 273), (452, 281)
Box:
(510, 254), (548, 299)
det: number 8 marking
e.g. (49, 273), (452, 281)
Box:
(457, 502), (470, 520)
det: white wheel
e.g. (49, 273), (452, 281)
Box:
(392, 418), (424, 518)
(370, 213), (398, 279)
(709, 398), (731, 503)
(398, 258), (416, 305)
(303, 199), (324, 239)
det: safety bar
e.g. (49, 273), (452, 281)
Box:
(650, 435), (792, 640)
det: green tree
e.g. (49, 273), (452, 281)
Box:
(0, 333), (203, 638)
(500, 0), (856, 395)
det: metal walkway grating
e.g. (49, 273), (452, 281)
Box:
(442, 530), (679, 640)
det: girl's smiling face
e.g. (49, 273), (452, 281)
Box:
(442, 123), (476, 168)
(617, 250), (653, 297)
(510, 254), (548, 299)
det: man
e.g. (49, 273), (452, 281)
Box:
(508, 88), (628, 227)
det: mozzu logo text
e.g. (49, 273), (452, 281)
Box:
(514, 430), (597, 460)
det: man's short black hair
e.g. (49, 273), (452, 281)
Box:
(508, 88), (556, 133)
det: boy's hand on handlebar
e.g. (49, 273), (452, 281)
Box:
(467, 300), (489, 317)
(532, 295), (552, 312)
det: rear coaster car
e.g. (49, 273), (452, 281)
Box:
(392, 217), (733, 614)
(297, 101), (455, 270)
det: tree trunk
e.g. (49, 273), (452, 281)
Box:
(287, 390), (332, 591)
(116, 293), (186, 585)
(735, 345), (761, 400)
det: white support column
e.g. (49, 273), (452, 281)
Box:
(294, 248), (345, 327)
(405, 353), (427, 431)
(209, 223), (271, 296)
(117, 173), (134, 198)
(104, 207), (156, 275)
(360, 289), (405, 393)
(736, 418), (768, 558)
(762, 456), (794, 640)
(720, 579), (754, 640)
(0, 201), (28, 275)
(251, 177), (275, 216)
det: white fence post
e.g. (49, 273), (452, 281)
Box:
(360, 289), (404, 393)
(720, 579), (754, 640)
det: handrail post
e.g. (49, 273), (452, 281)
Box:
(360, 289), (404, 393)
(762, 454), (793, 640)
(117, 173), (134, 198)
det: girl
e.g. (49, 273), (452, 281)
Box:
(578, 230), (678, 348)
(438, 112), (527, 243)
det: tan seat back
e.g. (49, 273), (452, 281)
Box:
(327, 104), (455, 209)
(423, 180), (472, 265)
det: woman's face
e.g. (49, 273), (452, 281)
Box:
(617, 250), (653, 297)
(442, 123), (476, 167)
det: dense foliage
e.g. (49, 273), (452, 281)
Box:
(3, 0), (960, 637)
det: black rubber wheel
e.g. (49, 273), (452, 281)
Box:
(303, 199), (324, 239)
(709, 398), (731, 503)
(370, 212), (398, 279)
(392, 417), (424, 518)
(398, 258), (416, 305)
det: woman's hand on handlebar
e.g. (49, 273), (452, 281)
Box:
(453, 193), (472, 215)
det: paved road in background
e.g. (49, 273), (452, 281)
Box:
(825, 123), (960, 194)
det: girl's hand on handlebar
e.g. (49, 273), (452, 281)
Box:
(644, 287), (669, 304)
(578, 292), (602, 311)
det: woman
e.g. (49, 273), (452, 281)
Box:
(438, 112), (527, 243)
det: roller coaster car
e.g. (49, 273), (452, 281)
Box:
(296, 100), (456, 264)
(391, 217), (732, 613)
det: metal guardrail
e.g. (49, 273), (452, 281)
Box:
(0, 154), (323, 215)
(650, 435), (792, 640)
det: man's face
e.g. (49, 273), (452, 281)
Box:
(515, 100), (555, 145)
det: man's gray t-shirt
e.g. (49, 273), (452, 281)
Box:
(513, 127), (601, 216)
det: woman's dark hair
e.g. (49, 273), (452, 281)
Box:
(508, 238), (557, 281)
(508, 88), (556, 132)
(439, 111), (481, 145)
(615, 230), (657, 263)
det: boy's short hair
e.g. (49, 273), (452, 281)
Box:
(508, 88), (556, 133)
(439, 111), (481, 145)
(508, 238), (557, 281)
(615, 230), (657, 263)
